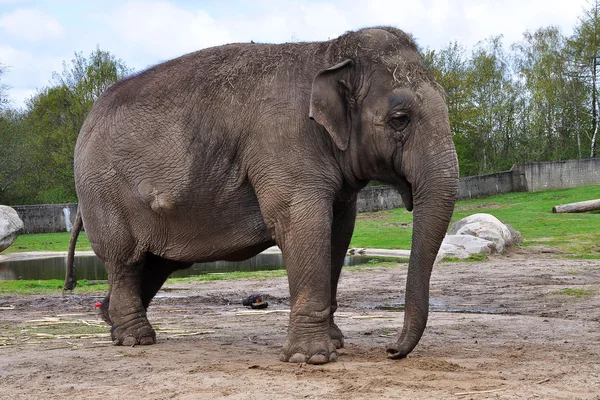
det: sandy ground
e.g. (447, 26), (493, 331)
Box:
(1, 249), (599, 399)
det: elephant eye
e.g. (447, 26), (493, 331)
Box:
(389, 113), (410, 132)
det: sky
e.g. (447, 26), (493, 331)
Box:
(0, 0), (590, 109)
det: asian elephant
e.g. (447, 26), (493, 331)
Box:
(66, 26), (459, 365)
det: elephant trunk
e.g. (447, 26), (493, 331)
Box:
(387, 147), (458, 359)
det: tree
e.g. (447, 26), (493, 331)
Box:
(570, 0), (600, 158)
(0, 110), (33, 204)
(468, 36), (518, 174)
(423, 42), (479, 175)
(21, 46), (132, 204)
(512, 27), (587, 161)
(0, 63), (10, 111)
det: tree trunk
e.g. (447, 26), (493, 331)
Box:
(591, 55), (598, 158)
(552, 199), (600, 213)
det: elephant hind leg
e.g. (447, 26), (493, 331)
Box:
(100, 254), (191, 334)
(140, 254), (192, 309)
(105, 258), (155, 346)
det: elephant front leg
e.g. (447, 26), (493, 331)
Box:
(329, 200), (357, 349)
(277, 205), (337, 365)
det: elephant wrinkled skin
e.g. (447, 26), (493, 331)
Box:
(67, 27), (459, 364)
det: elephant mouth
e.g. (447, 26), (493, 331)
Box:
(395, 178), (413, 211)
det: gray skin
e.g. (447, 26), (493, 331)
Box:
(69, 27), (458, 365)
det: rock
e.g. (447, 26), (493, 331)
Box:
(443, 234), (497, 254)
(438, 213), (522, 261)
(435, 241), (472, 263)
(505, 223), (523, 245)
(0, 205), (24, 252)
(436, 235), (496, 263)
(448, 213), (514, 253)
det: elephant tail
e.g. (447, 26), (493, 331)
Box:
(63, 208), (83, 291)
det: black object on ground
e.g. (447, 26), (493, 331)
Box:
(242, 294), (268, 309)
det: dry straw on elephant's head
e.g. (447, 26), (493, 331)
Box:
(329, 27), (444, 98)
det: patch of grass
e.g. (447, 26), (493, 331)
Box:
(0, 279), (107, 295)
(549, 288), (596, 297)
(166, 269), (288, 283)
(0, 260), (403, 294)
(351, 185), (600, 258)
(351, 207), (414, 249)
(166, 260), (401, 284)
(440, 253), (488, 263)
(4, 232), (92, 253)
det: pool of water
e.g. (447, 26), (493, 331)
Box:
(0, 254), (375, 281)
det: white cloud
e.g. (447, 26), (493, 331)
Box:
(0, 44), (66, 109)
(100, 1), (233, 61)
(0, 0), (592, 109)
(0, 8), (65, 42)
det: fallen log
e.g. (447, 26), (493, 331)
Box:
(552, 199), (600, 213)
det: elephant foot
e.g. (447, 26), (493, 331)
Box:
(279, 335), (338, 364)
(111, 315), (156, 346)
(330, 322), (345, 349)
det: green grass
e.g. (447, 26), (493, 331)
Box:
(549, 288), (596, 297)
(351, 185), (600, 258)
(0, 260), (399, 295)
(0, 279), (107, 295)
(4, 232), (92, 253)
(440, 253), (488, 263)
(4, 185), (600, 257)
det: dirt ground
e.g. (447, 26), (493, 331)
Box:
(1, 250), (599, 399)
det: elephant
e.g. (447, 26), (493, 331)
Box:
(66, 26), (459, 365)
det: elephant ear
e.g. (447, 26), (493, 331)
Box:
(309, 59), (354, 151)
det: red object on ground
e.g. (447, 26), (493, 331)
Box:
(95, 302), (101, 308)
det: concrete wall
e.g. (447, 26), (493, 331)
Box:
(514, 158), (600, 192)
(12, 204), (78, 234)
(9, 158), (600, 233)
(356, 158), (599, 212)
(356, 185), (405, 213)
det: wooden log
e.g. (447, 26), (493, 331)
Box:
(552, 199), (600, 213)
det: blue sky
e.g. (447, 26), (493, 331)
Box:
(0, 0), (589, 109)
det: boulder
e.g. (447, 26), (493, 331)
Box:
(435, 241), (472, 262)
(436, 235), (496, 263)
(443, 234), (497, 254)
(0, 205), (24, 252)
(448, 213), (513, 253)
(505, 223), (523, 245)
(437, 213), (522, 262)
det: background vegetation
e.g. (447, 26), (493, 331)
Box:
(1, 2), (600, 204)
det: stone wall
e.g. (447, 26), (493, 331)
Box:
(514, 158), (600, 192)
(12, 204), (78, 234)
(9, 158), (600, 232)
(356, 185), (405, 212)
(357, 158), (599, 212)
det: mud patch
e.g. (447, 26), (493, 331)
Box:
(1, 254), (600, 399)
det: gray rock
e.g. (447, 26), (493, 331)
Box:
(505, 223), (523, 245)
(0, 205), (24, 252)
(449, 213), (515, 253)
(443, 234), (497, 254)
(438, 213), (523, 261)
(435, 241), (472, 263)
(436, 235), (496, 263)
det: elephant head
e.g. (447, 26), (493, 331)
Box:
(310, 27), (459, 358)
